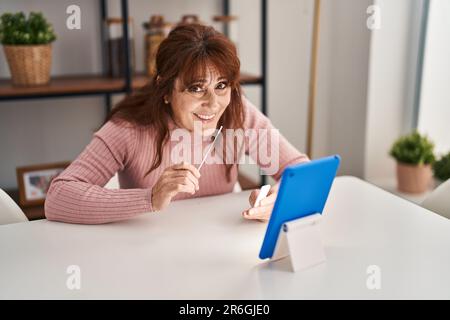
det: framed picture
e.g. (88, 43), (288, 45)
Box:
(16, 161), (71, 207)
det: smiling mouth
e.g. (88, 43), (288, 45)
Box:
(193, 112), (216, 121)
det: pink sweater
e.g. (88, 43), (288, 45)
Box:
(45, 98), (309, 224)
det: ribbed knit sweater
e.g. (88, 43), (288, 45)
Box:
(44, 97), (309, 224)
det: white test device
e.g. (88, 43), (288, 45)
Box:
(197, 126), (223, 171)
(253, 184), (271, 208)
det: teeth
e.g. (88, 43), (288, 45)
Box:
(194, 113), (215, 120)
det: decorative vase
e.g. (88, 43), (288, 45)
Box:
(396, 162), (432, 194)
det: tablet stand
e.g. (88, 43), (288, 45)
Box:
(270, 213), (326, 272)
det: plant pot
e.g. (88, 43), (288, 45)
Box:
(396, 162), (432, 194)
(3, 44), (52, 86)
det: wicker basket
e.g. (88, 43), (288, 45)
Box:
(3, 44), (52, 86)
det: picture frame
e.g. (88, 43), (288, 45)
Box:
(16, 161), (71, 207)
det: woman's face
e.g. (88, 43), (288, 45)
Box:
(167, 65), (231, 134)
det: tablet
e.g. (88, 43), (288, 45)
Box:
(258, 155), (340, 259)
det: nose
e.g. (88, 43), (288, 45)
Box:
(202, 88), (218, 107)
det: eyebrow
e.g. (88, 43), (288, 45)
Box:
(191, 77), (227, 84)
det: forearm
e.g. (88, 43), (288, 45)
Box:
(44, 180), (153, 224)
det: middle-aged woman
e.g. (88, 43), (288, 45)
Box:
(44, 23), (309, 224)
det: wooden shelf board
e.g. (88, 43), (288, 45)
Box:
(0, 74), (126, 98)
(239, 72), (264, 84)
(0, 72), (263, 99)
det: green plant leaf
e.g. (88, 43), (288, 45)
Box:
(389, 131), (435, 165)
(0, 11), (56, 45)
(433, 152), (450, 182)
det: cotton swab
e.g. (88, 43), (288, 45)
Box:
(253, 184), (271, 208)
(197, 125), (223, 171)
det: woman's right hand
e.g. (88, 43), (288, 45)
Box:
(151, 162), (201, 211)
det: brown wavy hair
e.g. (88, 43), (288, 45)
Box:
(105, 23), (244, 180)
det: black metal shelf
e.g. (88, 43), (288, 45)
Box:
(0, 0), (268, 185)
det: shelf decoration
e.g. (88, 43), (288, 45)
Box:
(0, 12), (56, 86)
(16, 161), (70, 207)
(105, 17), (135, 78)
(143, 15), (169, 77)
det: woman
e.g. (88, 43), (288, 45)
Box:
(44, 24), (309, 224)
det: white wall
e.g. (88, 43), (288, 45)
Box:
(314, 0), (372, 178)
(364, 0), (425, 183)
(266, 0), (313, 154)
(238, 0), (376, 180)
(418, 0), (450, 156)
(234, 0), (314, 181)
(314, 0), (425, 181)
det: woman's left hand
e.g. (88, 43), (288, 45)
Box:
(242, 184), (279, 222)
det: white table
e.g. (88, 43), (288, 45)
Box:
(1, 176), (450, 299)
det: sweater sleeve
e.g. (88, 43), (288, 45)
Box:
(44, 120), (153, 224)
(243, 96), (310, 181)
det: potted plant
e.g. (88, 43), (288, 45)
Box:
(0, 12), (56, 86)
(389, 131), (435, 193)
(433, 152), (450, 185)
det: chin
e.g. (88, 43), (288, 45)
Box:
(201, 122), (219, 136)
(204, 121), (219, 129)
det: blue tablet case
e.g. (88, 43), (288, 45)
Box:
(259, 155), (341, 259)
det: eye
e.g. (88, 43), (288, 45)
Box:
(188, 85), (204, 93)
(215, 81), (229, 90)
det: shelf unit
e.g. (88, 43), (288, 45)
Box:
(0, 72), (263, 100)
(0, 0), (267, 219)
(0, 0), (267, 111)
